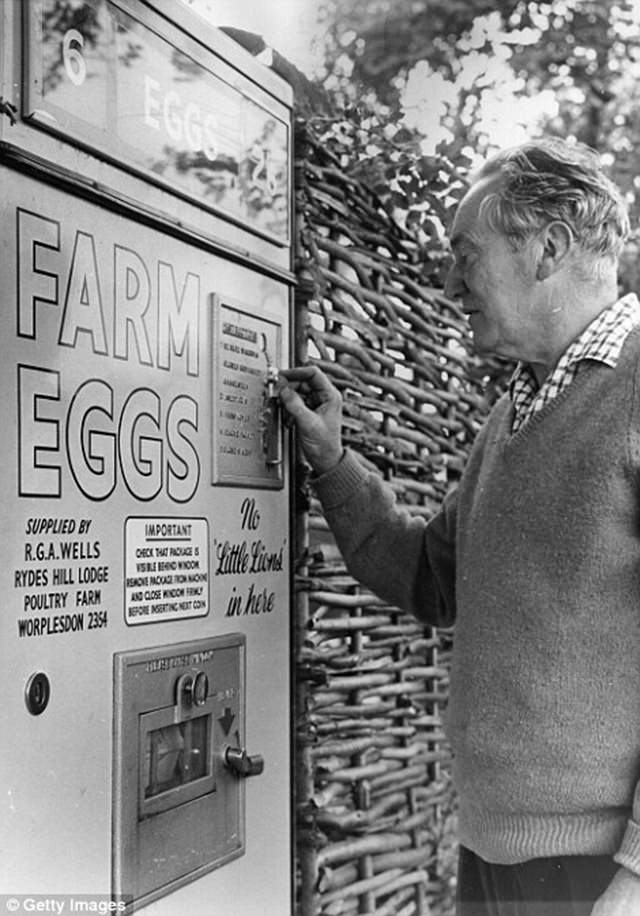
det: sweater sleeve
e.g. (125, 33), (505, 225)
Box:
(312, 448), (457, 627)
(614, 352), (640, 876)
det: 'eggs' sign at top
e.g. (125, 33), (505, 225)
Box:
(25, 0), (290, 242)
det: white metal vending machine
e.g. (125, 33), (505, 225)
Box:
(0, 2), (294, 913)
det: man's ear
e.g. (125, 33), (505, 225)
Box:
(536, 221), (573, 280)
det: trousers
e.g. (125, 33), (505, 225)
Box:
(456, 846), (619, 916)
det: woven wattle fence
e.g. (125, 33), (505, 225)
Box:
(293, 119), (505, 916)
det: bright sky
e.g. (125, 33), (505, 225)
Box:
(180, 0), (323, 75)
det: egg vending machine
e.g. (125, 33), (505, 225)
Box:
(0, 1), (294, 913)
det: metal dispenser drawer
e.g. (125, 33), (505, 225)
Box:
(112, 635), (263, 908)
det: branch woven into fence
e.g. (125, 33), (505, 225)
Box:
(294, 120), (505, 916)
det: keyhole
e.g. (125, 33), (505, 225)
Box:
(25, 672), (50, 716)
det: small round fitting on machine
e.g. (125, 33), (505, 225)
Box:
(25, 671), (51, 716)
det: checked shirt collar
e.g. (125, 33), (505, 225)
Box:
(509, 292), (640, 435)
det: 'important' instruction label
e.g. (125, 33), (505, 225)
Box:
(124, 517), (209, 625)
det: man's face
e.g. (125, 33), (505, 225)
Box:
(445, 175), (544, 364)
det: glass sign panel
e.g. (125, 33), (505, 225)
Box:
(25, 0), (290, 242)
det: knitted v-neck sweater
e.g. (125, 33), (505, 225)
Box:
(314, 326), (640, 872)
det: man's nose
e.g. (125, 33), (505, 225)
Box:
(444, 262), (465, 300)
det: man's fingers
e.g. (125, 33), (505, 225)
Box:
(279, 366), (341, 412)
(280, 365), (337, 398)
(277, 381), (308, 416)
(280, 365), (320, 381)
(277, 366), (344, 474)
(278, 381), (326, 427)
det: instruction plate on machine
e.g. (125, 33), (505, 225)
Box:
(124, 517), (210, 625)
(212, 299), (283, 488)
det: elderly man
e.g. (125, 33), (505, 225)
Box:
(279, 139), (640, 915)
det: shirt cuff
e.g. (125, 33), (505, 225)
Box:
(312, 448), (370, 510)
(614, 819), (640, 876)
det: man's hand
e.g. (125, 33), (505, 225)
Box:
(278, 366), (344, 474)
(591, 867), (640, 915)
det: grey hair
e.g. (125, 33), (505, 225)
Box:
(475, 139), (630, 263)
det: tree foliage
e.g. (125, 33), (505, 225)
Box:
(317, 0), (640, 152)
(310, 0), (640, 293)
(317, 0), (520, 106)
